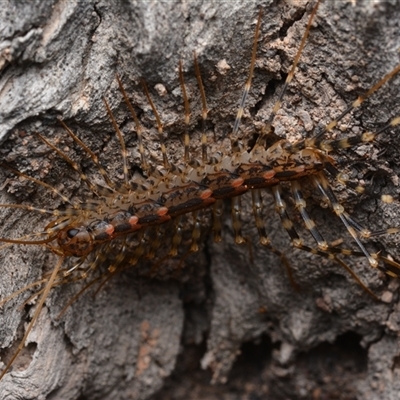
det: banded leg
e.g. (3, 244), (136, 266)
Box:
(313, 173), (377, 267)
(313, 173), (398, 267)
(169, 216), (184, 257)
(231, 195), (245, 244)
(193, 53), (209, 163)
(271, 184), (378, 298)
(256, 0), (321, 146)
(251, 189), (298, 288)
(178, 60), (191, 163)
(251, 189), (270, 246)
(291, 180), (396, 255)
(36, 133), (101, 196)
(291, 181), (328, 251)
(230, 8), (262, 152)
(117, 75), (149, 172)
(308, 116), (400, 154)
(311, 65), (400, 142)
(189, 211), (202, 253)
(59, 120), (117, 192)
(212, 199), (224, 243)
(142, 80), (170, 169)
(103, 98), (131, 189)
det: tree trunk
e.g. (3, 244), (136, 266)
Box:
(1, 1), (400, 399)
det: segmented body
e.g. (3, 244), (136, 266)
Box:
(54, 137), (326, 258)
(1, 1), (400, 397)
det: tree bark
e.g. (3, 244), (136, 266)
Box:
(1, 1), (400, 399)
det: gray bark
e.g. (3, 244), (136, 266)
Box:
(1, 1), (400, 399)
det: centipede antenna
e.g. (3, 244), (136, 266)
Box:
(59, 120), (116, 191)
(0, 256), (64, 380)
(0, 231), (51, 251)
(0, 278), (48, 308)
(0, 203), (72, 217)
(36, 133), (100, 196)
(231, 8), (262, 150)
(179, 60), (191, 163)
(141, 80), (170, 169)
(0, 227), (72, 254)
(1, 163), (80, 208)
(102, 97), (130, 189)
(231, 196), (245, 244)
(0, 232), (58, 245)
(193, 52), (209, 163)
(257, 0), (320, 148)
(116, 75), (150, 172)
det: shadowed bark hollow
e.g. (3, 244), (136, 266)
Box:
(1, 1), (400, 399)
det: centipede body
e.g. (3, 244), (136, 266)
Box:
(1, 1), (400, 399)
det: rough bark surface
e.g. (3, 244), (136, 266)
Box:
(1, 1), (400, 399)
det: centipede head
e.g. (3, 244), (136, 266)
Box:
(57, 226), (94, 257)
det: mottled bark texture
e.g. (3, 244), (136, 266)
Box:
(1, 1), (400, 399)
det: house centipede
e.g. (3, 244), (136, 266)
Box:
(1, 0), (400, 397)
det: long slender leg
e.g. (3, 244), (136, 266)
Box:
(256, 0), (321, 146)
(231, 195), (245, 244)
(103, 98), (130, 189)
(59, 120), (117, 192)
(212, 199), (224, 243)
(193, 53), (209, 163)
(311, 65), (400, 142)
(116, 75), (150, 172)
(271, 184), (378, 298)
(311, 116), (400, 153)
(251, 189), (298, 288)
(179, 60), (192, 163)
(142, 80), (170, 169)
(230, 8), (262, 151)
(36, 132), (100, 196)
(313, 173), (378, 267)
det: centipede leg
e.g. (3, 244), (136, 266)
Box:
(230, 8), (262, 152)
(117, 75), (150, 172)
(252, 189), (299, 289)
(193, 53), (209, 163)
(142, 80), (170, 169)
(178, 60), (191, 164)
(271, 185), (378, 298)
(256, 0), (321, 147)
(169, 216), (184, 257)
(314, 173), (378, 267)
(212, 200), (224, 243)
(231, 196), (245, 244)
